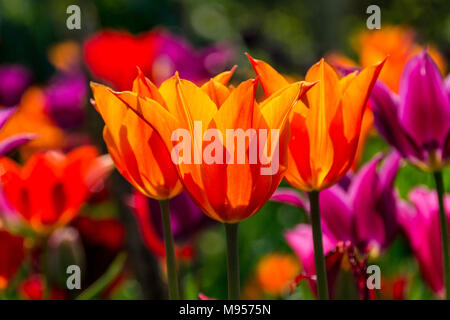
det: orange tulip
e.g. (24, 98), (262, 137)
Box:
(256, 253), (299, 296)
(91, 68), (241, 201)
(101, 69), (315, 223)
(0, 146), (112, 233)
(354, 26), (446, 93)
(247, 54), (384, 191)
(91, 69), (186, 200)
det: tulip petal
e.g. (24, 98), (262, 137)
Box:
(259, 81), (313, 130)
(397, 189), (449, 295)
(246, 53), (289, 97)
(205, 79), (259, 221)
(340, 59), (385, 139)
(200, 79), (231, 107)
(90, 83), (129, 144)
(0, 133), (35, 157)
(132, 68), (167, 108)
(320, 187), (353, 243)
(0, 157), (24, 218)
(0, 107), (17, 130)
(159, 75), (217, 133)
(376, 152), (401, 245)
(212, 78), (257, 132)
(324, 59), (385, 188)
(270, 187), (308, 210)
(285, 105), (313, 190)
(22, 153), (64, 228)
(110, 90), (179, 150)
(210, 65), (237, 85)
(371, 81), (423, 160)
(349, 154), (387, 249)
(285, 224), (336, 276)
(92, 83), (181, 199)
(443, 131), (450, 161)
(304, 59), (339, 187)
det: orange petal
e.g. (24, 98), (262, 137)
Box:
(90, 82), (129, 144)
(259, 81), (317, 130)
(200, 80), (231, 107)
(211, 65), (237, 85)
(132, 67), (167, 108)
(212, 78), (258, 132)
(304, 59), (340, 187)
(339, 58), (385, 140)
(246, 53), (289, 97)
(285, 108), (313, 191)
(112, 90), (179, 151)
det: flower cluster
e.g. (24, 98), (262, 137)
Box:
(0, 19), (449, 302)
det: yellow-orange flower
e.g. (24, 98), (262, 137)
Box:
(256, 253), (299, 296)
(247, 54), (384, 191)
(91, 69), (190, 200)
(48, 40), (81, 72)
(0, 87), (64, 159)
(99, 69), (315, 222)
(354, 26), (446, 92)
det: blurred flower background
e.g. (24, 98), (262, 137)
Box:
(0, 0), (449, 300)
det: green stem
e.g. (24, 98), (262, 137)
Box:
(77, 252), (126, 300)
(308, 191), (329, 300)
(160, 199), (180, 300)
(225, 223), (240, 300)
(433, 170), (450, 299)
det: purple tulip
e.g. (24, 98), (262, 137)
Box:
(44, 72), (87, 129)
(397, 187), (450, 297)
(0, 65), (31, 107)
(277, 152), (400, 265)
(279, 153), (400, 297)
(371, 49), (450, 170)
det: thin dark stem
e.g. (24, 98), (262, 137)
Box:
(159, 199), (180, 300)
(225, 223), (240, 300)
(433, 170), (450, 299)
(308, 190), (329, 300)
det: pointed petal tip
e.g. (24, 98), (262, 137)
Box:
(173, 71), (182, 85)
(245, 52), (259, 66)
(89, 81), (100, 90)
(371, 56), (388, 71)
(312, 58), (326, 70)
(303, 80), (320, 89)
(226, 64), (238, 78)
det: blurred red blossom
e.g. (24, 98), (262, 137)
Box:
(84, 29), (233, 90)
(0, 146), (113, 233)
(74, 216), (125, 251)
(19, 274), (66, 300)
(0, 229), (24, 290)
